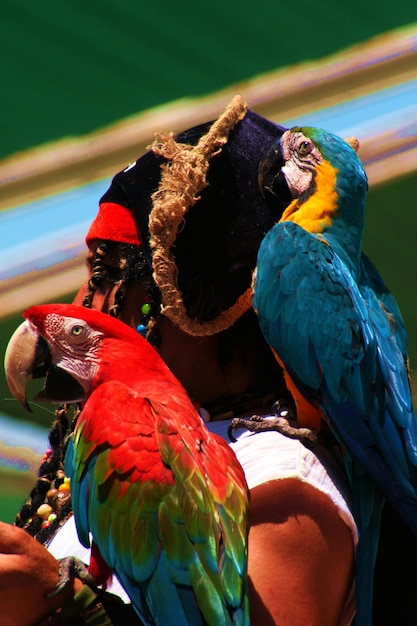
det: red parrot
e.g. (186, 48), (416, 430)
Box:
(5, 304), (250, 626)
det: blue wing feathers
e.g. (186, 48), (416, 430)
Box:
(254, 221), (417, 537)
(65, 438), (90, 548)
(253, 129), (417, 624)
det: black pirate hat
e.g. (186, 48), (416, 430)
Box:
(87, 96), (289, 335)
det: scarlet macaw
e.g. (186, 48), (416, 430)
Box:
(5, 304), (250, 626)
(252, 127), (417, 625)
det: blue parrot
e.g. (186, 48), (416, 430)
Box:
(251, 126), (417, 625)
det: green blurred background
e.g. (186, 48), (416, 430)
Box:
(3, 0), (416, 161)
(1, 0), (416, 522)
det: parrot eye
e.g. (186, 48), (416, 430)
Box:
(71, 324), (84, 336)
(297, 140), (313, 156)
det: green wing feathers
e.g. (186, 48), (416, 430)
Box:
(70, 379), (250, 624)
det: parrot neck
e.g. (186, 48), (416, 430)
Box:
(281, 159), (366, 275)
(322, 170), (366, 275)
(280, 160), (339, 232)
(95, 337), (179, 393)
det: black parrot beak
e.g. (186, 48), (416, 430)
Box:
(258, 137), (292, 212)
(4, 320), (85, 411)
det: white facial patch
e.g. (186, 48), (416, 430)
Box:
(280, 130), (323, 198)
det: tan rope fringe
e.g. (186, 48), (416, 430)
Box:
(149, 94), (251, 336)
(344, 137), (360, 152)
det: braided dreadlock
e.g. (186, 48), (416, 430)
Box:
(15, 404), (77, 543)
(15, 240), (160, 543)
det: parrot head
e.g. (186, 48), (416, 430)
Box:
(258, 126), (368, 236)
(4, 303), (166, 411)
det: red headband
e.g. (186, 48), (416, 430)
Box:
(86, 202), (141, 246)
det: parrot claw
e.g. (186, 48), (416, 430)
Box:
(46, 556), (96, 598)
(228, 402), (318, 445)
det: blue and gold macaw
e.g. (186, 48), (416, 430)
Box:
(252, 127), (417, 625)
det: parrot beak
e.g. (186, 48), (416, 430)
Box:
(5, 319), (85, 411)
(4, 320), (50, 411)
(258, 137), (292, 212)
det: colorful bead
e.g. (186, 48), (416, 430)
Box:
(136, 323), (147, 337)
(136, 286), (157, 338)
(42, 448), (53, 462)
(48, 513), (57, 523)
(37, 503), (53, 520)
(46, 488), (59, 502)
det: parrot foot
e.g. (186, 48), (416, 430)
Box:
(46, 556), (96, 598)
(228, 402), (317, 445)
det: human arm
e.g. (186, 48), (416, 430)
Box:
(0, 522), (82, 626)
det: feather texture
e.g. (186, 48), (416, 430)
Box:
(253, 127), (417, 625)
(22, 304), (251, 626)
